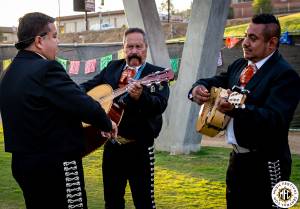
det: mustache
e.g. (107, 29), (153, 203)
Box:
(128, 54), (142, 63)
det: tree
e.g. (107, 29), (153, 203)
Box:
(228, 7), (234, 19)
(159, 0), (175, 22)
(0, 33), (4, 42)
(175, 9), (191, 22)
(176, 2), (192, 22)
(252, 0), (273, 14)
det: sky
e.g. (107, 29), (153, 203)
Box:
(0, 0), (192, 27)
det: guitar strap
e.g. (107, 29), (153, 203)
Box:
(133, 62), (146, 80)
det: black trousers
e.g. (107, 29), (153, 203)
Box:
(226, 151), (291, 209)
(102, 141), (155, 209)
(12, 153), (87, 209)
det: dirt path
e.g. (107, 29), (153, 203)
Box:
(201, 131), (300, 155)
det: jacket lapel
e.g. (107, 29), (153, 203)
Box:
(112, 61), (126, 88)
(230, 60), (248, 88)
(139, 62), (149, 78)
(245, 50), (280, 91)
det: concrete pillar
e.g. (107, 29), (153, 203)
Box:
(156, 0), (231, 154)
(122, 0), (171, 68)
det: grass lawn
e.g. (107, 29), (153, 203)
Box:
(168, 12), (300, 43)
(224, 12), (300, 37)
(0, 127), (299, 208)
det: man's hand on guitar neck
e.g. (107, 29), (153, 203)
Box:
(128, 80), (143, 101)
(101, 120), (118, 139)
(191, 85), (210, 105)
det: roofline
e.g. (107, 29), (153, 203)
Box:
(0, 26), (17, 33)
(56, 10), (125, 21)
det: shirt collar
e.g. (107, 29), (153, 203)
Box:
(248, 51), (275, 70)
(123, 62), (146, 71)
(124, 65), (139, 71)
(34, 51), (47, 60)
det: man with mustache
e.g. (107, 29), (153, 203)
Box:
(189, 14), (300, 208)
(80, 27), (170, 209)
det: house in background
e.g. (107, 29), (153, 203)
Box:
(231, 0), (300, 19)
(0, 27), (17, 43)
(56, 10), (127, 33)
(56, 9), (185, 34)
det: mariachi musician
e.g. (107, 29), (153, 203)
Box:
(80, 27), (170, 209)
(189, 14), (300, 209)
(0, 12), (117, 209)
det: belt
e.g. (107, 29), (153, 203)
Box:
(232, 144), (251, 154)
(110, 136), (135, 145)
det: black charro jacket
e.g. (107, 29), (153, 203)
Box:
(191, 50), (300, 160)
(80, 59), (170, 145)
(0, 50), (112, 155)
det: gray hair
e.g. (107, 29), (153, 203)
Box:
(123, 27), (148, 45)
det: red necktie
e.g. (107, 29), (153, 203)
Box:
(239, 64), (256, 88)
(118, 66), (136, 88)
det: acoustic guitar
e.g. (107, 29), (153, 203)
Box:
(196, 86), (247, 137)
(82, 68), (174, 156)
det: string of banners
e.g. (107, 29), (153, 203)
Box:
(0, 49), (181, 76)
(1, 36), (247, 74)
(2, 34), (294, 74)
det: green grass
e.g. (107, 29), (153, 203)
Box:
(224, 12), (300, 37)
(0, 127), (299, 208)
(168, 12), (300, 42)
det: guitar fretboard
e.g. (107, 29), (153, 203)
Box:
(95, 69), (174, 104)
(97, 78), (154, 104)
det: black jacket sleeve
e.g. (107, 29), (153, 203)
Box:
(43, 61), (112, 131)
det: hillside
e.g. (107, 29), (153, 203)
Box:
(58, 22), (188, 43)
(58, 12), (300, 44)
(224, 12), (300, 37)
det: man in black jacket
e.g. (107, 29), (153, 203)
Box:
(0, 12), (117, 209)
(80, 27), (170, 209)
(189, 14), (300, 209)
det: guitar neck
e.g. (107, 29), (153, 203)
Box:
(113, 86), (128, 98)
(98, 86), (127, 104)
(97, 69), (173, 104)
(99, 78), (151, 104)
